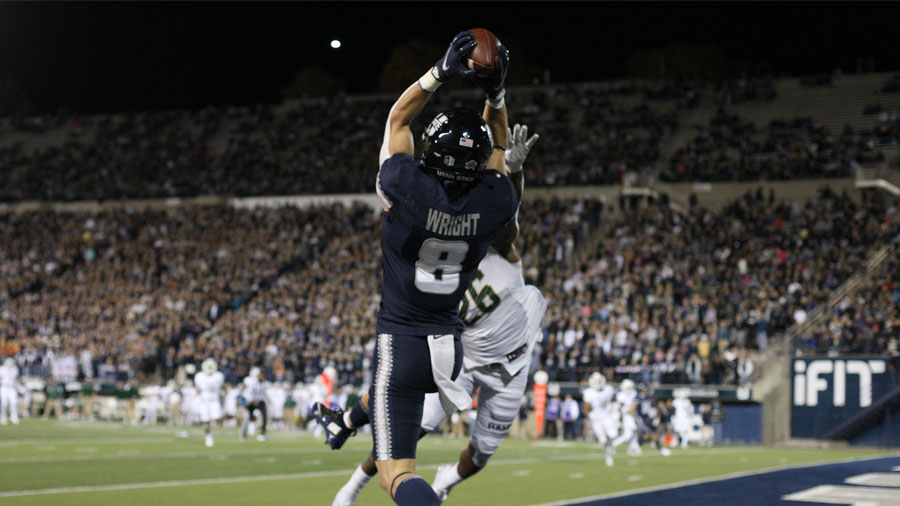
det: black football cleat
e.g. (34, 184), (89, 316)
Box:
(313, 402), (356, 450)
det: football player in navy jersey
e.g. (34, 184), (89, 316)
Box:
(313, 30), (514, 506)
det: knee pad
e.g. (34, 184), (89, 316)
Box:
(470, 433), (502, 467)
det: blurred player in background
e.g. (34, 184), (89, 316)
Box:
(611, 379), (640, 456)
(195, 358), (225, 447)
(240, 366), (267, 441)
(0, 357), (20, 425)
(313, 29), (515, 506)
(329, 123), (543, 505)
(633, 385), (671, 457)
(266, 382), (287, 430)
(223, 382), (240, 428)
(582, 372), (617, 466)
(672, 389), (695, 449)
(141, 381), (162, 425)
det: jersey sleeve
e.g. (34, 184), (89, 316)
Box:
(487, 170), (519, 223)
(377, 154), (424, 210)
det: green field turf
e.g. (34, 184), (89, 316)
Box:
(0, 419), (894, 505)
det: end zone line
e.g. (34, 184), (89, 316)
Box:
(527, 453), (900, 506)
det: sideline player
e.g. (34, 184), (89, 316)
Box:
(314, 30), (516, 505)
(329, 124), (542, 505)
(582, 372), (617, 467)
(0, 357), (19, 425)
(194, 358), (225, 447)
(240, 367), (268, 441)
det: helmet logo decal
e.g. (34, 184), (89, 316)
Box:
(459, 137), (474, 148)
(444, 155), (455, 167)
(464, 160), (478, 170)
(426, 113), (448, 136)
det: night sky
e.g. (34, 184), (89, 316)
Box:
(1, 1), (897, 115)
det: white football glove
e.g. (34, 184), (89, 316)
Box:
(505, 123), (539, 174)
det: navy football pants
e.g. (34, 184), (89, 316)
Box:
(369, 333), (462, 461)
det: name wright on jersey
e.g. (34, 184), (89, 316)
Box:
(425, 209), (481, 236)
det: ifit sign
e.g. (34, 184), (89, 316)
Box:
(791, 357), (895, 439)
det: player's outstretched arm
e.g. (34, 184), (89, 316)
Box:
(379, 32), (477, 162)
(473, 44), (510, 175)
(492, 123), (539, 259)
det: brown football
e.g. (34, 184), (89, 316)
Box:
(467, 28), (501, 77)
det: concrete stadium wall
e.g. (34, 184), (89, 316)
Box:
(0, 177), (858, 215)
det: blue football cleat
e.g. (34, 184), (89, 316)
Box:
(313, 402), (356, 450)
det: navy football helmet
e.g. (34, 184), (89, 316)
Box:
(420, 108), (493, 185)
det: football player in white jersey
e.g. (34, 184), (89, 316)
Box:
(266, 382), (287, 430)
(240, 367), (268, 441)
(141, 382), (162, 425)
(327, 124), (543, 505)
(195, 358), (225, 447)
(582, 372), (617, 466)
(224, 382), (240, 427)
(0, 357), (20, 425)
(611, 379), (641, 456)
(672, 389), (695, 449)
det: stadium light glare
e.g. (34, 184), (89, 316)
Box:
(330, 40), (341, 49)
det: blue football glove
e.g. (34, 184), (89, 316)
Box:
(433, 31), (478, 82)
(470, 45), (509, 100)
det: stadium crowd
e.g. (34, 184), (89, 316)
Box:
(2, 76), (899, 417)
(0, 83), (684, 202)
(0, 196), (607, 389)
(3, 185), (897, 394)
(660, 110), (892, 183)
(534, 186), (900, 386)
(795, 253), (900, 356)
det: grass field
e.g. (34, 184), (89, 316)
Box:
(0, 419), (894, 505)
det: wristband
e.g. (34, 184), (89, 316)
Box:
(418, 68), (443, 93)
(493, 145), (506, 151)
(486, 88), (506, 109)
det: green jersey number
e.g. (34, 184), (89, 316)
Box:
(459, 269), (501, 326)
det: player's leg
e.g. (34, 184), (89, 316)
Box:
(333, 390), (447, 506)
(0, 388), (8, 425)
(372, 333), (458, 505)
(239, 404), (253, 440)
(612, 414), (634, 450)
(432, 367), (522, 500)
(256, 401), (268, 441)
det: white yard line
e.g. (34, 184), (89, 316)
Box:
(0, 447), (339, 464)
(1, 445), (895, 499)
(0, 450), (669, 497)
(527, 453), (900, 506)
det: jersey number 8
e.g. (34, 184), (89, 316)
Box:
(415, 238), (469, 294)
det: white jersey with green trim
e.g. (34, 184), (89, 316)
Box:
(459, 248), (547, 375)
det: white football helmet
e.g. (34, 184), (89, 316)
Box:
(184, 363), (196, 375)
(249, 367), (261, 378)
(202, 358), (217, 374)
(620, 379), (635, 391)
(588, 372), (606, 390)
(3, 357), (14, 368)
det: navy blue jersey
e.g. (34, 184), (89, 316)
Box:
(376, 153), (517, 336)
